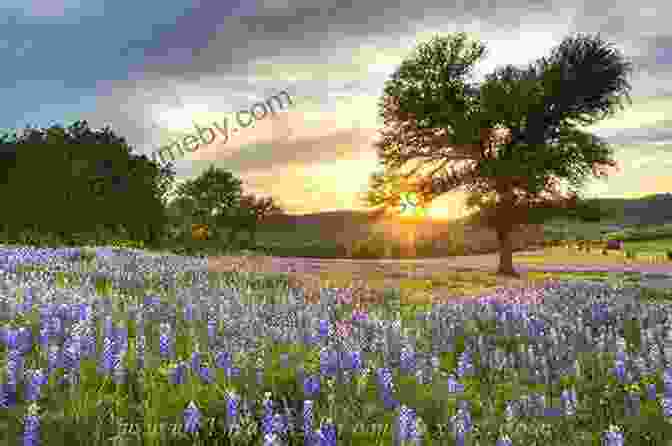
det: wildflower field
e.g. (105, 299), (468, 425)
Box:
(1, 245), (672, 445)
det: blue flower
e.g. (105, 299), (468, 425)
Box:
(170, 361), (187, 385)
(400, 346), (417, 374)
(183, 400), (201, 434)
(198, 366), (214, 384)
(446, 374), (465, 393)
(318, 420), (337, 446)
(226, 392), (239, 430)
(262, 393), (274, 436)
(303, 400), (313, 446)
(318, 320), (330, 339)
(603, 425), (624, 446)
(612, 360), (626, 383)
(304, 374), (321, 397)
(158, 322), (173, 361)
(191, 350), (201, 375)
(99, 336), (115, 376)
(398, 405), (416, 442)
(215, 351), (232, 370)
(23, 403), (41, 446)
(646, 383), (657, 401)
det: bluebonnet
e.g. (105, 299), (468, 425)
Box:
(170, 361), (188, 385)
(23, 402), (41, 446)
(99, 336), (115, 376)
(184, 303), (194, 322)
(560, 388), (577, 416)
(400, 346), (417, 375)
(317, 419), (336, 446)
(612, 359), (626, 383)
(24, 369), (47, 402)
(159, 322), (173, 361)
(397, 404), (415, 443)
(198, 366), (215, 384)
(303, 400), (314, 446)
(318, 320), (330, 339)
(226, 391), (239, 431)
(603, 424), (624, 446)
(262, 392), (275, 437)
(456, 350), (474, 378)
(661, 395), (672, 417)
(207, 315), (218, 346)
(183, 400), (201, 434)
(446, 374), (465, 393)
(263, 433), (279, 446)
(191, 348), (201, 375)
(319, 347), (338, 377)
(646, 383), (657, 401)
(272, 413), (289, 438)
(349, 351), (362, 372)
(376, 367), (398, 409)
(304, 374), (321, 398)
(215, 350), (232, 370)
(664, 368), (672, 396)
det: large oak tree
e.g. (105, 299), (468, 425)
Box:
(359, 32), (633, 276)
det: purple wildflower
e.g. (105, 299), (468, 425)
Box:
(23, 403), (41, 446)
(159, 322), (172, 361)
(226, 392), (239, 431)
(303, 400), (313, 446)
(183, 400), (201, 434)
(304, 374), (320, 398)
(262, 393), (274, 436)
(603, 425), (624, 446)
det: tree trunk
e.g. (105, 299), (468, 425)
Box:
(496, 227), (519, 277)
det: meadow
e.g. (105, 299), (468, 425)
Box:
(1, 218), (672, 445)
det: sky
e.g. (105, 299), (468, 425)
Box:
(1, 0), (670, 219)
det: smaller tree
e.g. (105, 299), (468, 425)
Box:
(171, 164), (246, 242)
(218, 192), (285, 249)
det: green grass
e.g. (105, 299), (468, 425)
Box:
(3, 256), (672, 445)
(4, 233), (672, 445)
(622, 237), (672, 254)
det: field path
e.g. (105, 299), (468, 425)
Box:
(208, 249), (672, 277)
(208, 249), (672, 305)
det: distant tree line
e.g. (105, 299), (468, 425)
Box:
(0, 120), (286, 251)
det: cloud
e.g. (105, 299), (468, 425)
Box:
(2, 0), (671, 216)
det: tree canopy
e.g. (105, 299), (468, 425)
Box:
(169, 164), (285, 248)
(0, 120), (175, 246)
(360, 31), (633, 275)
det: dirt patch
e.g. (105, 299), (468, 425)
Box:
(206, 250), (551, 306)
(206, 247), (672, 307)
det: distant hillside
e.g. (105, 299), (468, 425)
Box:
(581, 193), (672, 226)
(261, 193), (672, 230)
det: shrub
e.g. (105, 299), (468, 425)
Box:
(350, 232), (387, 259)
(414, 237), (436, 258)
(667, 249), (672, 261)
(108, 239), (146, 250)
